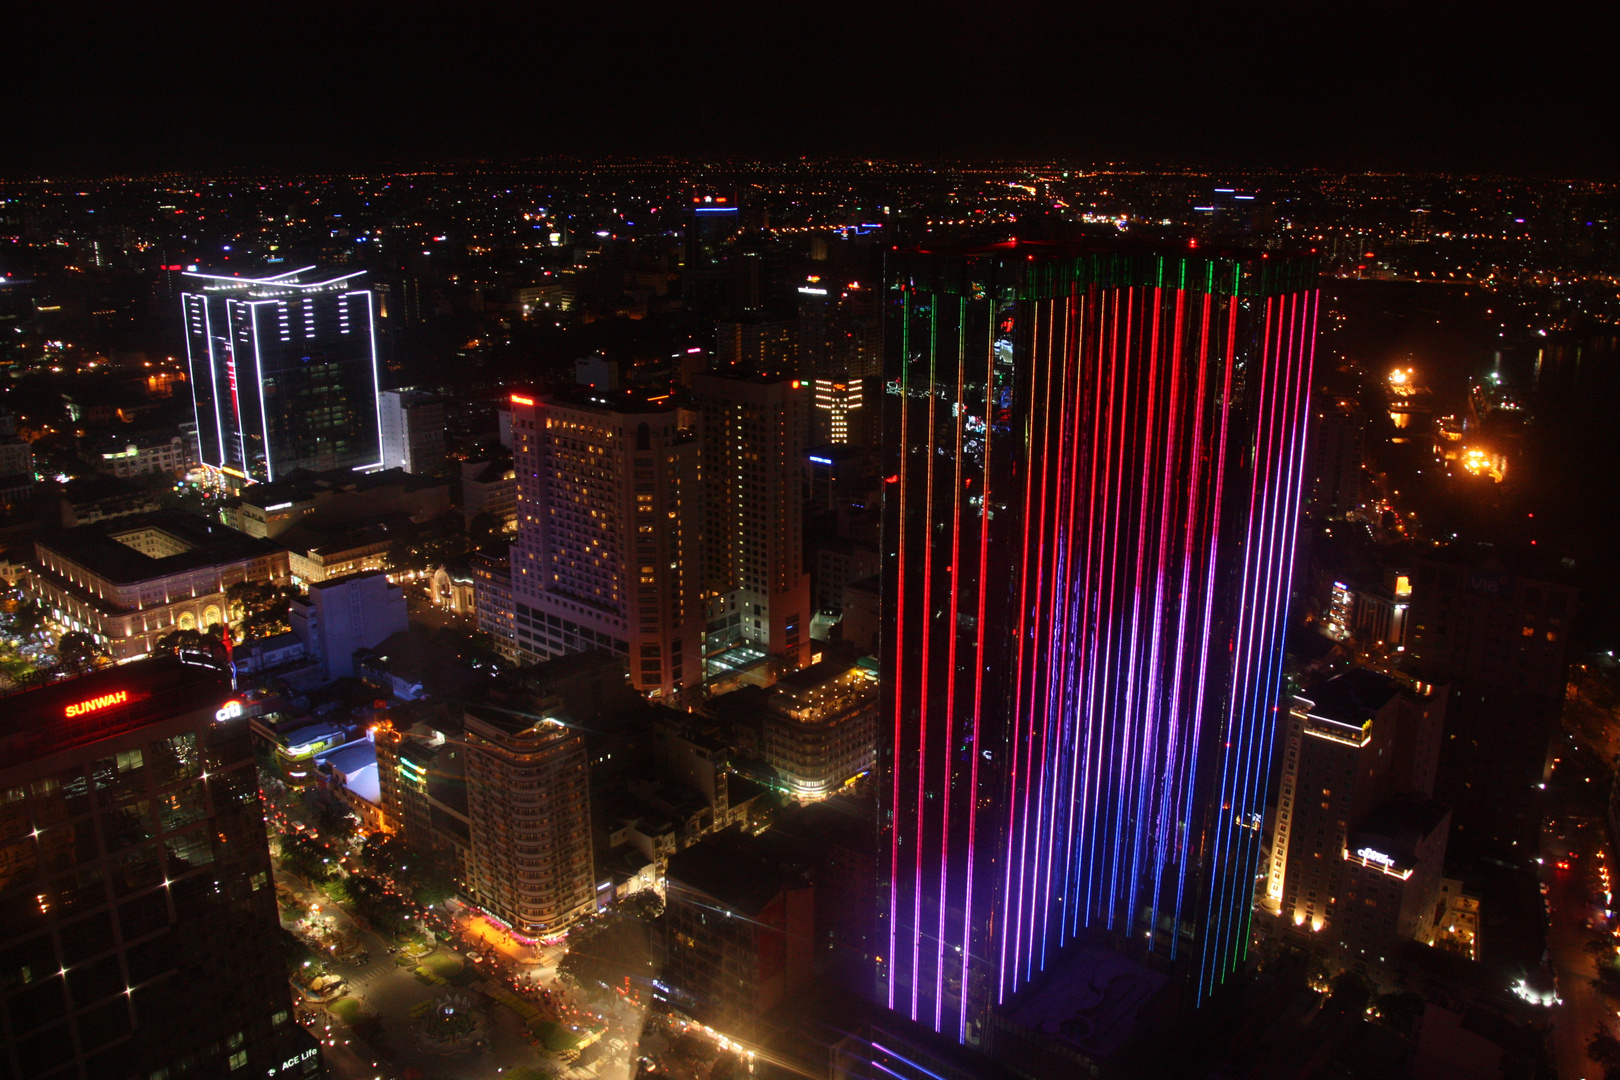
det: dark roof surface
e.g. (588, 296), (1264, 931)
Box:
(38, 508), (283, 584)
(0, 656), (233, 760)
(1303, 668), (1403, 723)
(665, 830), (806, 916)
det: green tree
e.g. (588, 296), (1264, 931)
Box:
(155, 628), (217, 654)
(408, 851), (461, 907)
(313, 794), (358, 839)
(55, 631), (105, 671)
(280, 832), (334, 883)
(558, 910), (656, 997)
(10, 599), (44, 639)
(468, 510), (505, 547)
(1591, 1028), (1620, 1069)
(360, 832), (404, 876)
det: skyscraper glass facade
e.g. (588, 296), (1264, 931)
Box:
(879, 243), (1317, 1041)
(182, 268), (383, 483)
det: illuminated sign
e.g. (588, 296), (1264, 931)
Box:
(1356, 847), (1395, 867)
(267, 1047), (320, 1075)
(797, 286), (828, 296)
(264, 501), (293, 511)
(65, 690), (129, 718)
(510, 394), (535, 406)
(808, 456), (833, 466)
(215, 700), (243, 723)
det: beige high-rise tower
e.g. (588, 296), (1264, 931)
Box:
(507, 391), (704, 698)
(462, 699), (594, 935)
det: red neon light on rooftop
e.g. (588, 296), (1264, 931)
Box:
(65, 690), (129, 719)
(510, 394), (535, 406)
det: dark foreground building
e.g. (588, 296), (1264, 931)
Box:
(880, 242), (1318, 1045)
(0, 659), (320, 1080)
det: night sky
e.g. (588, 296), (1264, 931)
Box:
(10, 3), (1618, 176)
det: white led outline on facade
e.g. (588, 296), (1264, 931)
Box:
(224, 298), (251, 473)
(349, 289), (385, 472)
(249, 300), (277, 483)
(199, 293), (227, 467)
(180, 294), (208, 467)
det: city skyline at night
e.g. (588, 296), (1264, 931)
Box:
(3, 9), (1618, 1075)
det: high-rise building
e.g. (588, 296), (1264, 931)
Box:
(713, 315), (798, 373)
(508, 392), (704, 698)
(1406, 550), (1577, 860)
(762, 657), (879, 800)
(462, 697), (594, 935)
(470, 550), (518, 662)
(377, 389), (446, 475)
(1305, 400), (1365, 519)
(682, 200), (740, 311)
(1336, 796), (1450, 970)
(1261, 669), (1446, 944)
(0, 658), (322, 1079)
(799, 277), (881, 379)
(181, 267), (383, 483)
(800, 278), (881, 446)
(663, 833), (814, 1037)
(880, 242), (1318, 1042)
(460, 458), (517, 533)
(812, 378), (864, 446)
(691, 373), (811, 670)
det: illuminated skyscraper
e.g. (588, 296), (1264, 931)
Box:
(507, 391), (704, 698)
(691, 372), (811, 670)
(181, 267), (383, 483)
(879, 242), (1317, 1042)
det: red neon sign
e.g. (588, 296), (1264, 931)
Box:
(65, 690), (129, 719)
(510, 394), (535, 406)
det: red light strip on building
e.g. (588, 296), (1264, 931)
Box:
(886, 287), (910, 1013)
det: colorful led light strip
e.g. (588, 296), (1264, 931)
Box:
(884, 250), (1317, 1036)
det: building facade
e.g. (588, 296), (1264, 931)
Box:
(663, 835), (814, 1036)
(1337, 798), (1451, 971)
(289, 570), (408, 681)
(0, 659), (321, 1080)
(764, 658), (878, 800)
(880, 243), (1318, 1042)
(507, 392), (704, 698)
(27, 510), (288, 661)
(460, 458), (516, 532)
(182, 267), (383, 483)
(470, 551), (518, 661)
(86, 429), (194, 480)
(691, 373), (812, 671)
(462, 702), (594, 935)
(377, 389), (446, 476)
(1260, 670), (1445, 945)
